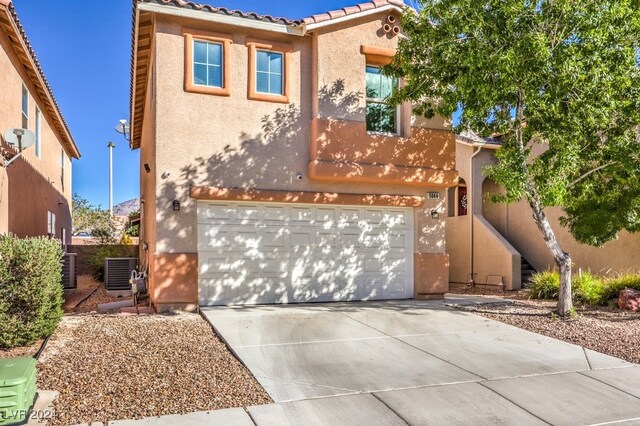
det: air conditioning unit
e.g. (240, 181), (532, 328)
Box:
(61, 253), (77, 289)
(104, 258), (138, 291)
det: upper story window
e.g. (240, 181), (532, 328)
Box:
(21, 84), (28, 129)
(256, 50), (283, 96)
(193, 40), (223, 88)
(365, 65), (398, 135)
(183, 28), (232, 96)
(35, 107), (41, 158)
(247, 39), (292, 104)
(61, 149), (65, 189)
(47, 210), (56, 237)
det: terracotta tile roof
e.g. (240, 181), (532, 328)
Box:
(303, 0), (405, 25)
(0, 1), (79, 158)
(137, 0), (406, 28)
(138, 0), (302, 25)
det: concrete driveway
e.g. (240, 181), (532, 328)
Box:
(201, 298), (640, 425)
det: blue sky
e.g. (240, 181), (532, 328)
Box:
(14, 0), (407, 208)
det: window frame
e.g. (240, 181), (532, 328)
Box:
(255, 50), (284, 96)
(61, 149), (65, 189)
(365, 64), (400, 136)
(35, 107), (41, 158)
(21, 84), (28, 130)
(47, 211), (56, 237)
(183, 28), (232, 96)
(246, 39), (292, 104)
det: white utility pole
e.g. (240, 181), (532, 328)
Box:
(108, 141), (115, 216)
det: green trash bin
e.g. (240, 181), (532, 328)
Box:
(0, 357), (37, 425)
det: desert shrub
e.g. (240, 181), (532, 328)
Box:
(529, 270), (560, 299)
(600, 274), (640, 304)
(89, 245), (137, 281)
(573, 272), (605, 305)
(119, 233), (134, 245)
(125, 223), (139, 237)
(529, 269), (640, 305)
(0, 235), (64, 349)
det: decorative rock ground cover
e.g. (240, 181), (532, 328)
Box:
(450, 286), (640, 364)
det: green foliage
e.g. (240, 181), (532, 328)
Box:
(600, 274), (640, 303)
(388, 0), (640, 246)
(529, 270), (560, 299)
(125, 223), (139, 237)
(529, 270), (640, 305)
(72, 194), (117, 243)
(89, 245), (137, 282)
(573, 272), (605, 305)
(0, 235), (64, 349)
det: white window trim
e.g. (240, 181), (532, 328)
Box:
(35, 107), (42, 158)
(192, 39), (224, 88)
(21, 84), (29, 129)
(255, 49), (284, 96)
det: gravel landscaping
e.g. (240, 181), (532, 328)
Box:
(0, 340), (41, 359)
(38, 312), (271, 426)
(451, 286), (640, 365)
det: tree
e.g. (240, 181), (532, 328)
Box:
(388, 0), (640, 316)
(72, 194), (117, 244)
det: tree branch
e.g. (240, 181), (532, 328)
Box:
(568, 162), (617, 188)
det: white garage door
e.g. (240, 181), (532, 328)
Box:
(197, 201), (414, 306)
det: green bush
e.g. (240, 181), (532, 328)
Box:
(600, 274), (640, 304)
(573, 272), (605, 305)
(529, 269), (640, 305)
(529, 270), (560, 299)
(0, 235), (64, 349)
(89, 245), (137, 281)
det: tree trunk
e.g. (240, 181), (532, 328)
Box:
(514, 89), (572, 316)
(525, 186), (573, 316)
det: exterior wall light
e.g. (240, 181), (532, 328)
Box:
(172, 200), (180, 211)
(431, 210), (440, 219)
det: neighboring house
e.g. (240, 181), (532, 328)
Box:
(129, 0), (457, 310)
(0, 0), (80, 246)
(447, 134), (640, 290)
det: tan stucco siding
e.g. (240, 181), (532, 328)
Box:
(496, 202), (640, 275)
(450, 140), (640, 284)
(0, 26), (72, 242)
(150, 15), (449, 256)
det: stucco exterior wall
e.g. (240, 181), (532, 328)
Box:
(451, 139), (640, 286)
(445, 142), (522, 288)
(493, 201), (640, 275)
(0, 26), (73, 243)
(151, 13), (450, 255)
(141, 11), (455, 306)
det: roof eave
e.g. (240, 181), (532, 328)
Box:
(137, 2), (305, 36)
(455, 136), (502, 150)
(303, 4), (403, 32)
(0, 2), (80, 158)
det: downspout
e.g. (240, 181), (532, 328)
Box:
(469, 143), (485, 285)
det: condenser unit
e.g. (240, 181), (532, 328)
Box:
(61, 253), (77, 289)
(104, 258), (138, 291)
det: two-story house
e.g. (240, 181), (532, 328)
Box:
(0, 0), (80, 245)
(130, 0), (457, 311)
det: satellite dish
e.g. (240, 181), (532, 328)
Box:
(3, 128), (35, 151)
(115, 120), (130, 135)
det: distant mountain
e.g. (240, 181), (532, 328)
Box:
(113, 198), (140, 216)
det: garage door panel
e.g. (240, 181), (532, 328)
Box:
(291, 206), (313, 222)
(198, 201), (414, 306)
(199, 276), (290, 305)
